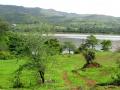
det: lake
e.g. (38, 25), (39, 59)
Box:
(52, 34), (120, 51)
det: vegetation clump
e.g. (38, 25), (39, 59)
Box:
(101, 40), (112, 51)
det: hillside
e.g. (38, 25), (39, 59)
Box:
(0, 5), (120, 34)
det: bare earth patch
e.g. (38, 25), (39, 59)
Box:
(62, 71), (82, 90)
(82, 62), (101, 69)
(72, 70), (97, 88)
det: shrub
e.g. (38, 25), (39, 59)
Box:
(8, 33), (27, 56)
(101, 40), (112, 51)
(111, 72), (120, 85)
(74, 49), (80, 54)
(0, 51), (13, 60)
(111, 60), (120, 85)
(13, 69), (23, 88)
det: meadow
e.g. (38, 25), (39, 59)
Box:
(0, 52), (120, 90)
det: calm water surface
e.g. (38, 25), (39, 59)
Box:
(52, 34), (120, 51)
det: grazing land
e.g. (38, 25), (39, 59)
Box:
(0, 52), (120, 90)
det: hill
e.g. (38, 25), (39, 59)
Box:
(0, 5), (120, 34)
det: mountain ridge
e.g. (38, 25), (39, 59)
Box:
(0, 4), (119, 24)
(0, 4), (120, 34)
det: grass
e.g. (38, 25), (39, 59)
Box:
(0, 52), (120, 90)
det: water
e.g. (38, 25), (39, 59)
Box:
(52, 34), (120, 51)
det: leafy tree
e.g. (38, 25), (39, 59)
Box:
(62, 42), (75, 54)
(8, 33), (27, 55)
(78, 43), (88, 52)
(44, 38), (61, 55)
(101, 40), (112, 51)
(16, 34), (51, 84)
(0, 18), (10, 36)
(86, 35), (98, 49)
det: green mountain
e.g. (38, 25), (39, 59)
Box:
(0, 5), (120, 34)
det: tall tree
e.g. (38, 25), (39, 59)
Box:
(16, 33), (52, 84)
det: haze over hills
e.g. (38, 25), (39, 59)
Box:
(0, 4), (120, 24)
(0, 5), (120, 34)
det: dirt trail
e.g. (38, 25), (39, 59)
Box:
(72, 70), (97, 88)
(62, 71), (82, 90)
(63, 71), (72, 86)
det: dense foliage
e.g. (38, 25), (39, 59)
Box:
(44, 38), (61, 55)
(101, 40), (112, 51)
(8, 33), (27, 55)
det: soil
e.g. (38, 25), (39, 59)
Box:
(62, 71), (72, 86)
(82, 62), (101, 69)
(62, 71), (82, 90)
(72, 70), (97, 88)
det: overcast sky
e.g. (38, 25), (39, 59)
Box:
(0, 0), (120, 17)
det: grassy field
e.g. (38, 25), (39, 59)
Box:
(0, 52), (120, 90)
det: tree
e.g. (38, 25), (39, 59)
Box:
(78, 43), (88, 52)
(86, 35), (98, 49)
(8, 33), (27, 55)
(83, 49), (95, 64)
(44, 38), (61, 55)
(0, 19), (10, 51)
(16, 34), (51, 84)
(101, 40), (112, 51)
(0, 18), (10, 36)
(63, 42), (75, 54)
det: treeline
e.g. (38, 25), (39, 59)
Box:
(12, 23), (120, 34)
(55, 20), (120, 34)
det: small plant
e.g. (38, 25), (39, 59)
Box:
(111, 72), (120, 85)
(111, 60), (120, 85)
(13, 68), (23, 88)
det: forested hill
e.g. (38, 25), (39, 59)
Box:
(0, 4), (120, 34)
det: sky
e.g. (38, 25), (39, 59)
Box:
(0, 0), (120, 17)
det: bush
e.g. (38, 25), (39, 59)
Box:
(111, 72), (120, 85)
(111, 60), (120, 85)
(13, 69), (24, 88)
(74, 49), (80, 54)
(0, 51), (13, 60)
(13, 76), (23, 88)
(8, 33), (27, 56)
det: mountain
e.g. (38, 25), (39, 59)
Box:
(0, 5), (120, 34)
(0, 5), (119, 24)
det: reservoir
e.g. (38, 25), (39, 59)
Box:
(52, 34), (120, 51)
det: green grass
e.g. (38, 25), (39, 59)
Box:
(0, 52), (120, 90)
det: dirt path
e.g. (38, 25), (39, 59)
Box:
(63, 71), (72, 86)
(62, 71), (82, 90)
(72, 70), (97, 88)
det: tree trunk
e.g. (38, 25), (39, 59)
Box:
(39, 71), (45, 83)
(69, 48), (70, 54)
